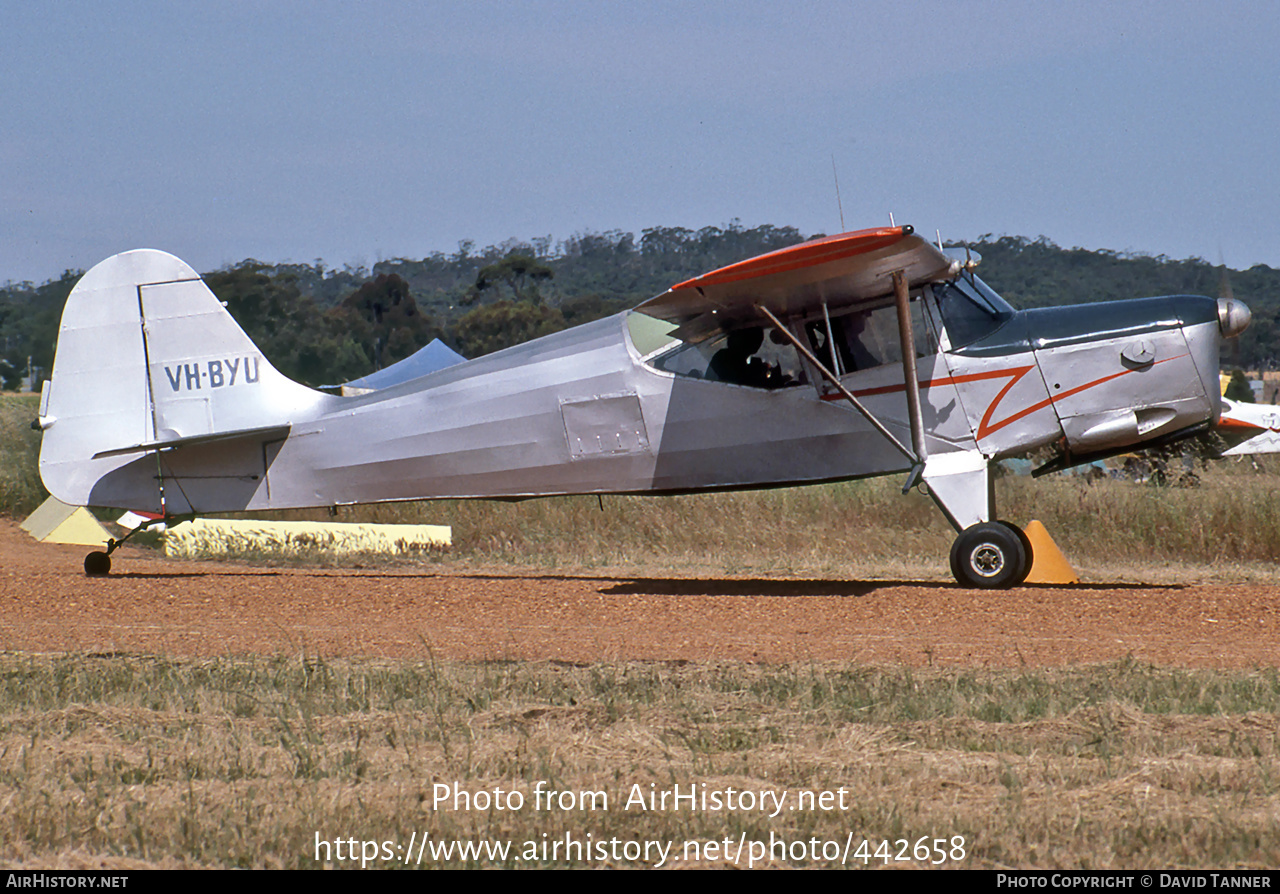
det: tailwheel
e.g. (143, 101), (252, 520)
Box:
(84, 551), (112, 577)
(949, 522), (1027, 589)
(79, 512), (178, 576)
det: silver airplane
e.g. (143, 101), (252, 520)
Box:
(35, 225), (1251, 586)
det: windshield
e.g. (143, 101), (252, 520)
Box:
(936, 275), (1015, 349)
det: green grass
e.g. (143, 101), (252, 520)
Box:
(0, 393), (46, 518)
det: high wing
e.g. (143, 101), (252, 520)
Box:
(635, 224), (964, 480)
(635, 225), (958, 338)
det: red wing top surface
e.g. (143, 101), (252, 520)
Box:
(635, 226), (956, 330)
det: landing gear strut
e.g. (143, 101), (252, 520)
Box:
(949, 521), (1033, 589)
(757, 280), (1032, 590)
(82, 514), (179, 577)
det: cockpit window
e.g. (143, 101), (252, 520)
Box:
(804, 300), (936, 375)
(626, 311), (680, 357)
(639, 320), (807, 389)
(936, 275), (1014, 349)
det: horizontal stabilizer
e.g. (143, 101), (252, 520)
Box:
(92, 423), (292, 459)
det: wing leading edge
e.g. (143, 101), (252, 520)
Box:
(635, 225), (957, 332)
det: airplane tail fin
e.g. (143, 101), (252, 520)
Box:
(38, 250), (329, 513)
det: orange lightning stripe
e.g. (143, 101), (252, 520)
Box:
(821, 354), (1189, 442)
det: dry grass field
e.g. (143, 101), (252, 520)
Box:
(1, 652), (1277, 869)
(3, 391), (1279, 868)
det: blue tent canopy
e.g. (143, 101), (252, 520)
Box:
(341, 338), (467, 391)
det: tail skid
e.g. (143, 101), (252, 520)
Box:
(38, 250), (329, 513)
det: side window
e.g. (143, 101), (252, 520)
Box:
(805, 300), (936, 375)
(650, 326), (807, 389)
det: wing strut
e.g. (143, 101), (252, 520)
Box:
(755, 304), (918, 467)
(821, 302), (843, 377)
(892, 270), (929, 467)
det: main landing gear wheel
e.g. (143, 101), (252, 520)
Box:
(84, 551), (112, 577)
(996, 519), (1034, 587)
(949, 522), (1029, 589)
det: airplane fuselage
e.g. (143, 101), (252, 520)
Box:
(36, 239), (1244, 586)
(73, 283), (1224, 517)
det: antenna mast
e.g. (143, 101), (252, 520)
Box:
(830, 154), (846, 232)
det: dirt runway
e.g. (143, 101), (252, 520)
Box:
(2, 522), (1276, 667)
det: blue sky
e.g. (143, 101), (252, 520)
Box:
(4, 1), (1277, 284)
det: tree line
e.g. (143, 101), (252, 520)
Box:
(2, 224), (1277, 390)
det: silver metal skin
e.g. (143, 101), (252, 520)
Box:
(36, 227), (1242, 587)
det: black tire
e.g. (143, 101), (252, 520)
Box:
(84, 551), (111, 576)
(949, 522), (1026, 589)
(996, 520), (1034, 587)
